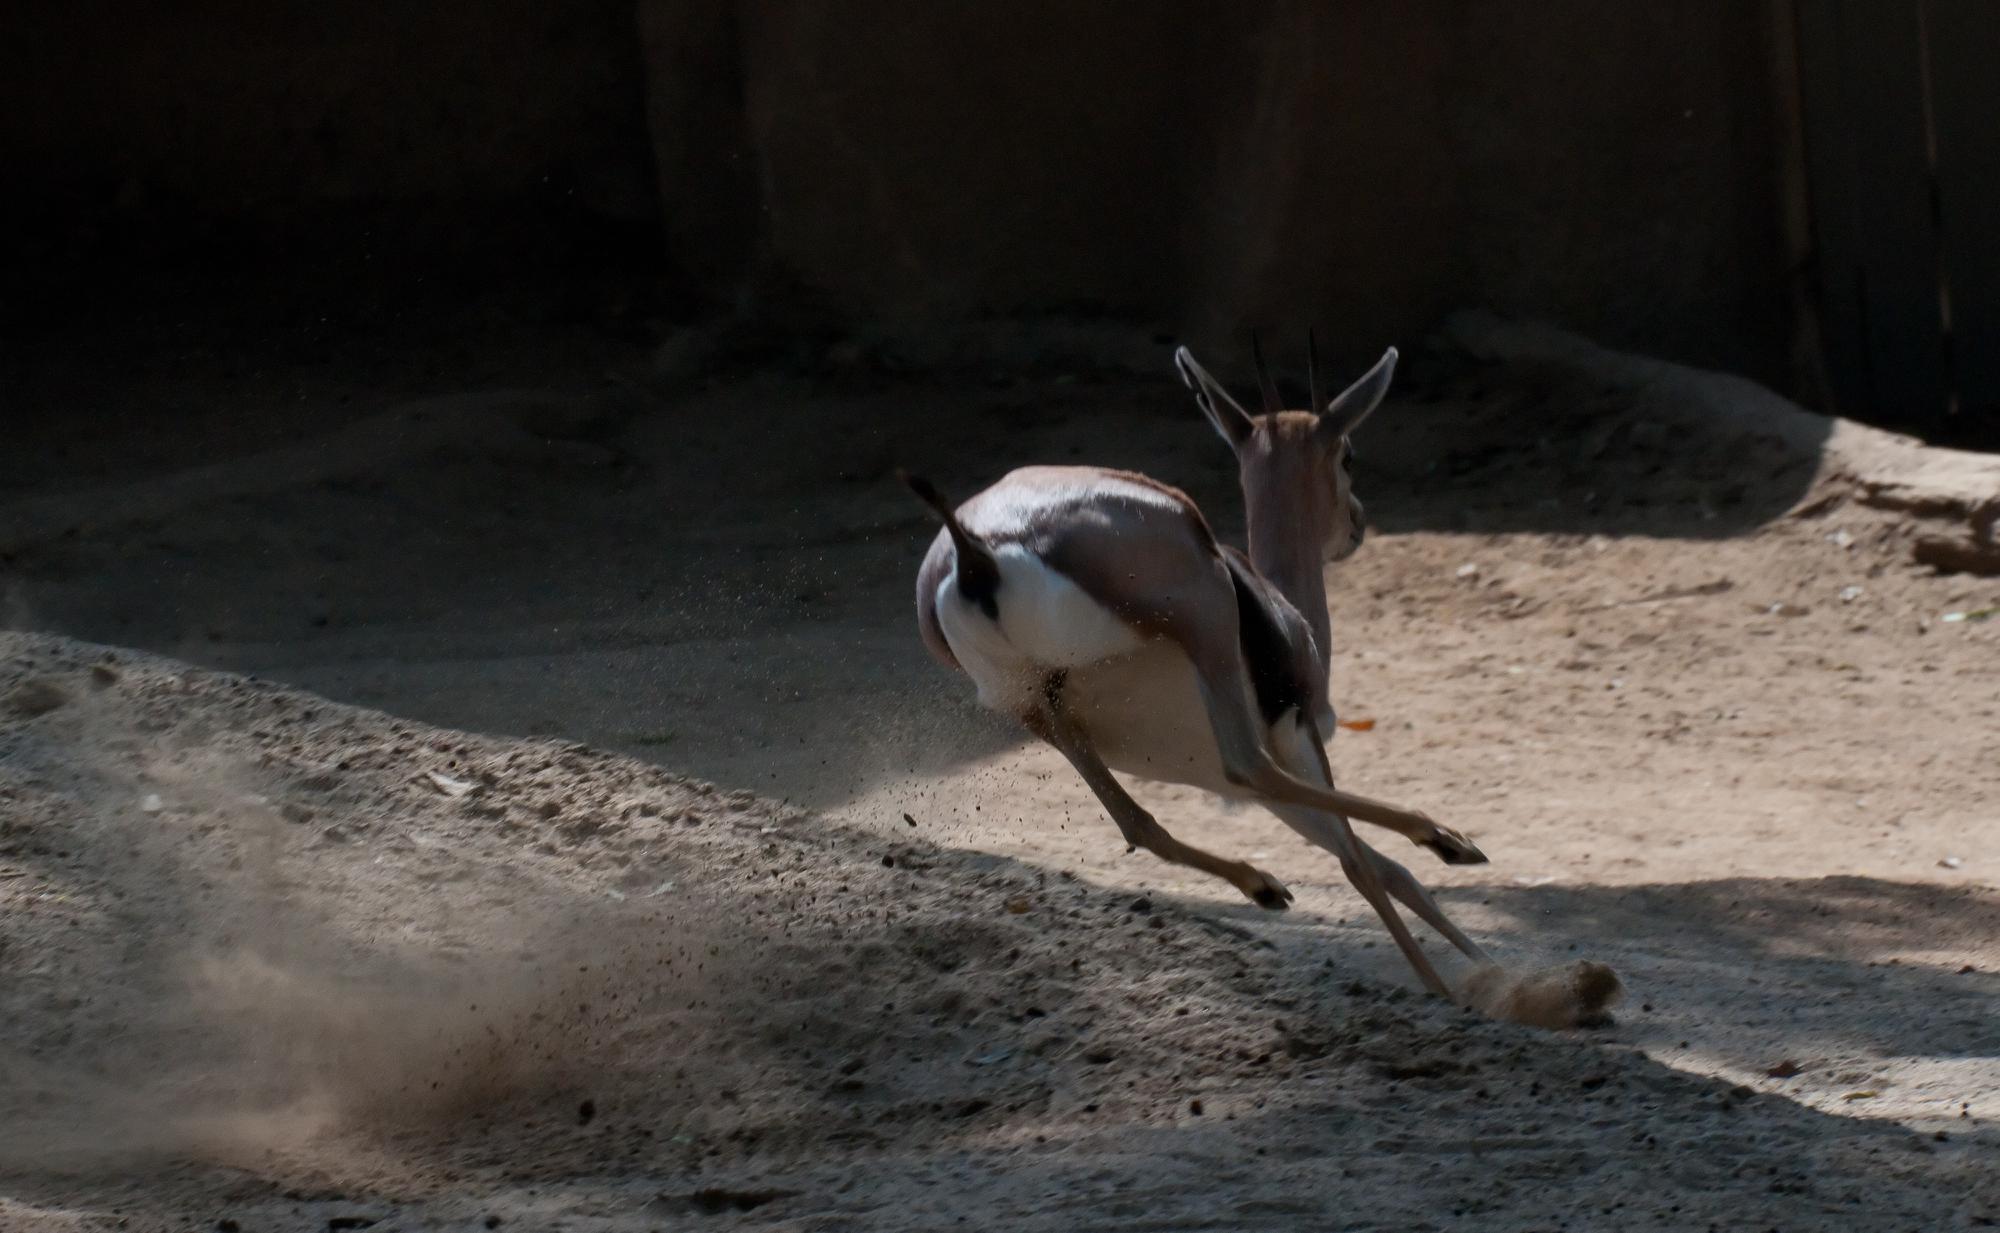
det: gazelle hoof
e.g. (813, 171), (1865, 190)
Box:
(1242, 871), (1295, 911)
(1422, 828), (1488, 865)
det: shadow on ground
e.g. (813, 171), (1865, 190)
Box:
(1470, 876), (2000, 1066)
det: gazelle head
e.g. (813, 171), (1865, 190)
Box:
(1174, 334), (1397, 563)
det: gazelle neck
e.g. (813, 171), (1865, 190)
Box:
(1248, 520), (1332, 676)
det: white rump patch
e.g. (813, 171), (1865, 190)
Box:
(934, 545), (1144, 715)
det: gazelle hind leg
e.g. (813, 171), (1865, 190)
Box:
(1026, 681), (1294, 911)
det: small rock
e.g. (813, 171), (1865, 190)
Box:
(577, 1098), (596, 1125)
(425, 770), (476, 798)
(1455, 563), (1481, 580)
(1766, 1059), (1803, 1079)
(1130, 896), (1152, 914)
(1838, 585), (1864, 603)
(1940, 856), (1965, 870)
(280, 802), (314, 824)
(90, 662), (119, 688)
(1766, 602), (1810, 618)
(1188, 1098), (1205, 1116)
(1004, 896), (1031, 914)
(4, 678), (68, 717)
(903, 812), (917, 827)
(139, 794), (165, 814)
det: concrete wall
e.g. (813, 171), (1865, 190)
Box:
(683, 0), (1788, 376)
(6, 1), (1790, 377)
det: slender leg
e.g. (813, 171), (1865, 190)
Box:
(1263, 721), (1490, 963)
(1173, 628), (1465, 849)
(1268, 804), (1489, 964)
(1364, 847), (1490, 963)
(1026, 685), (1294, 911)
(1358, 810), (1487, 867)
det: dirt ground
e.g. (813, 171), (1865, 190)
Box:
(2, 305), (1998, 1230)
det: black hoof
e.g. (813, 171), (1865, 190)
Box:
(1252, 885), (1292, 911)
(1425, 836), (1489, 866)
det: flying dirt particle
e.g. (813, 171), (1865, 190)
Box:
(903, 812), (917, 827)
(577, 1098), (596, 1125)
(1188, 1099), (1204, 1116)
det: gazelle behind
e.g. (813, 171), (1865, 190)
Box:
(904, 340), (1620, 1028)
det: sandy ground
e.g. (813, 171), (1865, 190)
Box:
(3, 311), (1998, 1229)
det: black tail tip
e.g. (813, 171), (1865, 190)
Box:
(897, 468), (950, 516)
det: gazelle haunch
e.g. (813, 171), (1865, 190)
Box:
(904, 339), (1621, 1029)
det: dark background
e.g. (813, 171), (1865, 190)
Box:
(4, 1), (1994, 445)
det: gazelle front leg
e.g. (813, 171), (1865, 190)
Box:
(1169, 619), (1454, 997)
(1268, 724), (1491, 964)
(1268, 805), (1489, 964)
(1026, 677), (1295, 911)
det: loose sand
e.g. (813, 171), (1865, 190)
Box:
(2, 317), (1996, 1229)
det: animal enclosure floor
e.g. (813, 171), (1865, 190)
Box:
(3, 317), (1998, 1229)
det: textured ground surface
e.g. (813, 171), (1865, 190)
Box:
(3, 316), (1997, 1229)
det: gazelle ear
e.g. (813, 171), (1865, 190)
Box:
(1318, 346), (1398, 439)
(1174, 346), (1253, 449)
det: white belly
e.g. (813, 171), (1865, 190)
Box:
(1064, 640), (1236, 794)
